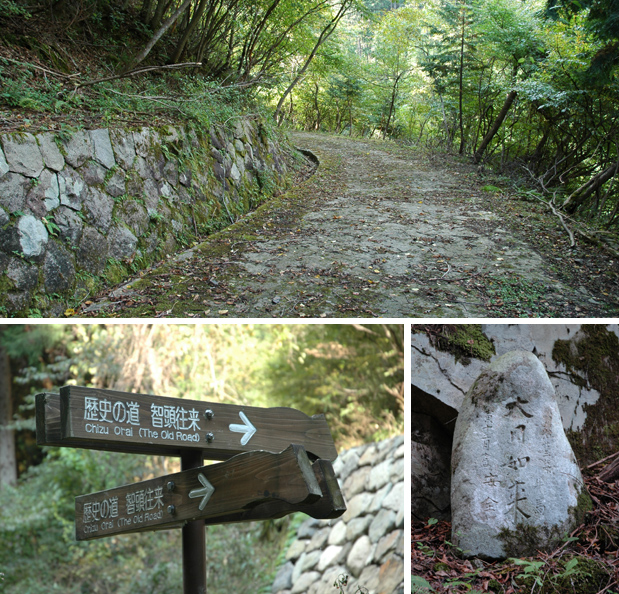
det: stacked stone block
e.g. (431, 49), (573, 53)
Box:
(0, 121), (289, 316)
(272, 435), (404, 594)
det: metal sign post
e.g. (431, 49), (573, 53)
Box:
(35, 386), (345, 594)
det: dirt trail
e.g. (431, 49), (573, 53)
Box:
(82, 132), (619, 318)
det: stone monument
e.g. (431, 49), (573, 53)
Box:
(451, 350), (591, 559)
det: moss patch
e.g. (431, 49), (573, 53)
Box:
(552, 325), (619, 466)
(412, 324), (496, 365)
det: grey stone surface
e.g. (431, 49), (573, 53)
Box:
(83, 187), (114, 233)
(105, 168), (126, 197)
(290, 571), (320, 594)
(18, 215), (49, 257)
(119, 201), (149, 237)
(327, 520), (347, 546)
(62, 130), (93, 168)
(272, 562), (293, 592)
(229, 162), (242, 183)
(0, 226), (21, 254)
(163, 159), (178, 186)
(78, 226), (109, 274)
(7, 258), (38, 290)
(307, 527), (329, 552)
(285, 539), (306, 561)
(0, 146), (9, 177)
(43, 241), (75, 293)
(375, 530), (402, 562)
(90, 129), (116, 169)
(369, 509), (396, 543)
(0, 172), (30, 212)
(346, 516), (372, 542)
(0, 252), (9, 274)
(107, 226), (138, 261)
(2, 133), (44, 177)
(54, 206), (84, 244)
(133, 128), (155, 158)
(141, 178), (160, 214)
(369, 458), (391, 490)
(58, 166), (86, 210)
(80, 161), (107, 186)
(37, 133), (65, 171)
(382, 482), (403, 513)
(451, 350), (589, 560)
(110, 129), (136, 169)
(318, 545), (343, 572)
(343, 465), (371, 497)
(272, 435), (404, 594)
(358, 565), (381, 592)
(347, 535), (371, 577)
(343, 492), (373, 522)
(26, 169), (60, 215)
(369, 483), (392, 513)
(0, 207), (8, 227)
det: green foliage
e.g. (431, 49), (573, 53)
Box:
(258, 324), (403, 446)
(0, 0), (30, 17)
(411, 575), (434, 593)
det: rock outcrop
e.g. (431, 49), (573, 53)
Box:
(272, 435), (404, 594)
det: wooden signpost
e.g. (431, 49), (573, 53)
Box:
(75, 445), (322, 540)
(35, 386), (345, 594)
(36, 386), (338, 461)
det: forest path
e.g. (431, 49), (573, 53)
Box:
(82, 132), (618, 318)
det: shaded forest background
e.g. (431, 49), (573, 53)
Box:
(1, 0), (619, 235)
(0, 323), (403, 593)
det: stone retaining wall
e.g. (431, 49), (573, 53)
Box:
(0, 120), (291, 316)
(271, 435), (404, 594)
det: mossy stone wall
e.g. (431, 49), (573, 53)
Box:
(0, 119), (291, 316)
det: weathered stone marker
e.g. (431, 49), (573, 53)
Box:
(35, 386), (345, 593)
(451, 350), (590, 560)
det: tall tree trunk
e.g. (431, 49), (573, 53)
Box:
(383, 74), (401, 140)
(0, 344), (16, 490)
(473, 90), (517, 164)
(458, 2), (466, 154)
(170, 0), (210, 64)
(126, 0), (193, 72)
(313, 82), (321, 130)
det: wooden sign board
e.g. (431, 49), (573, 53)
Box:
(75, 445), (324, 541)
(37, 386), (338, 461)
(203, 458), (346, 525)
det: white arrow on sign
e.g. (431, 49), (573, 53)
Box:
(229, 411), (257, 445)
(189, 473), (215, 510)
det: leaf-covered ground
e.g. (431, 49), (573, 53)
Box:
(412, 462), (619, 594)
(77, 132), (619, 318)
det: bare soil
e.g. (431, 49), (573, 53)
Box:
(79, 131), (619, 318)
